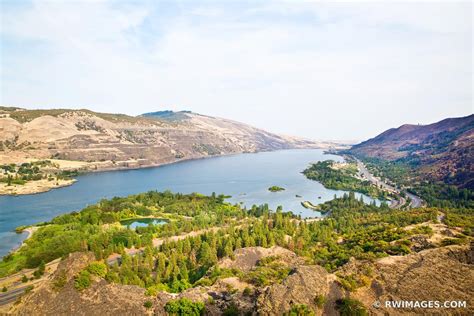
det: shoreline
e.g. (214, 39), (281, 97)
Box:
(6, 226), (39, 256)
(0, 148), (339, 257)
(0, 179), (76, 196)
(22, 226), (38, 241)
(0, 147), (334, 197)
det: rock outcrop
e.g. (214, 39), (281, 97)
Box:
(355, 243), (474, 315)
(11, 244), (474, 315)
(257, 265), (331, 315)
(218, 246), (305, 272)
(11, 252), (153, 316)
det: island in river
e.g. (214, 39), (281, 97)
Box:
(268, 185), (285, 192)
(0, 149), (380, 259)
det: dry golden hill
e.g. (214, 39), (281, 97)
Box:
(0, 107), (338, 172)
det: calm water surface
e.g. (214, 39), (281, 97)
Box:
(0, 149), (376, 257)
(120, 218), (168, 229)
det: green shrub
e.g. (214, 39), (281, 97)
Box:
(164, 298), (205, 316)
(143, 300), (153, 309)
(193, 278), (213, 287)
(284, 304), (315, 316)
(440, 237), (465, 246)
(243, 287), (252, 296)
(314, 294), (326, 308)
(33, 261), (45, 279)
(244, 262), (291, 286)
(336, 298), (367, 316)
(222, 303), (240, 316)
(337, 273), (370, 292)
(74, 270), (91, 291)
(87, 262), (107, 278)
(53, 270), (67, 290)
(145, 283), (169, 296)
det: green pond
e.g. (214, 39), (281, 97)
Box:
(120, 218), (168, 229)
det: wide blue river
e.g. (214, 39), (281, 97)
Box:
(0, 149), (376, 257)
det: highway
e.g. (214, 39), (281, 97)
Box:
(0, 285), (32, 305)
(0, 259), (60, 308)
(406, 191), (423, 208)
(354, 158), (423, 209)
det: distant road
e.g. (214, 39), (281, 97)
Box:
(0, 259), (60, 308)
(406, 191), (423, 208)
(354, 158), (423, 209)
(356, 159), (397, 192)
(0, 285), (31, 306)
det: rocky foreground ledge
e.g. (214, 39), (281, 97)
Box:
(7, 243), (473, 315)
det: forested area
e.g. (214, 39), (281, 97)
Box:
(91, 192), (470, 292)
(0, 191), (251, 276)
(1, 188), (472, 316)
(0, 160), (77, 185)
(3, 188), (453, 283)
(1, 185), (472, 316)
(303, 160), (389, 200)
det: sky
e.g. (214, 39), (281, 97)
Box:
(0, 0), (472, 141)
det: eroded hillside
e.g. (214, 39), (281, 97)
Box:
(0, 106), (339, 194)
(0, 107), (333, 169)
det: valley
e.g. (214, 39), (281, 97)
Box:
(0, 107), (340, 195)
(2, 1), (472, 314)
(0, 109), (472, 315)
(0, 149), (375, 259)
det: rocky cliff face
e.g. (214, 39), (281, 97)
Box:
(257, 265), (331, 315)
(354, 243), (474, 315)
(0, 107), (336, 171)
(348, 114), (474, 188)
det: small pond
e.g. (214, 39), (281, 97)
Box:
(120, 218), (168, 229)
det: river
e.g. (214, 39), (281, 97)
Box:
(0, 149), (377, 257)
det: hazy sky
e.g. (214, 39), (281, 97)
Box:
(1, 1), (472, 141)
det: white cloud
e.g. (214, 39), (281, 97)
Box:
(0, 0), (472, 140)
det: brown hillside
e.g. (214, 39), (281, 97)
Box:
(0, 107), (338, 173)
(349, 114), (474, 188)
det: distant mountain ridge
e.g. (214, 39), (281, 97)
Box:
(140, 110), (192, 121)
(0, 106), (338, 173)
(349, 114), (474, 188)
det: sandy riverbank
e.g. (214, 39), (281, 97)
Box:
(0, 178), (76, 196)
(22, 226), (39, 240)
